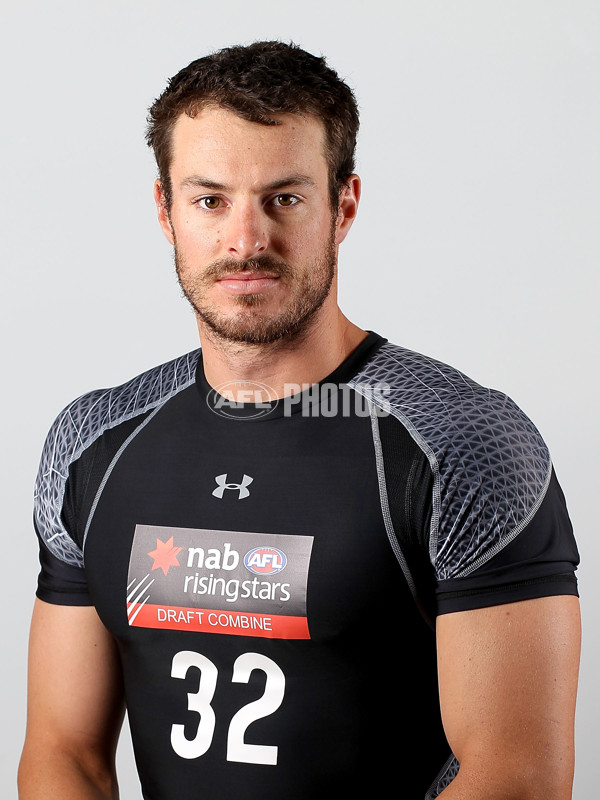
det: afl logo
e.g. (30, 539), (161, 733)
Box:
(244, 547), (287, 576)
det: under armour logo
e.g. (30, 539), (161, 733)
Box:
(212, 473), (254, 500)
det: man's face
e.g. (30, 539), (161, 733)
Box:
(156, 107), (347, 345)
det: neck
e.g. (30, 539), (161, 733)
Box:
(197, 308), (367, 399)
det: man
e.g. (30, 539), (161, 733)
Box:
(19, 41), (580, 799)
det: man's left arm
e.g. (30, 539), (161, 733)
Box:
(436, 595), (581, 800)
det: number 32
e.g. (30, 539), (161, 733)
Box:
(170, 650), (285, 766)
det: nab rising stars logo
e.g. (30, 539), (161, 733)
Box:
(244, 547), (287, 576)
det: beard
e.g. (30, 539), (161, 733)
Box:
(174, 230), (337, 346)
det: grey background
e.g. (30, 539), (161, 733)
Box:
(2, 1), (598, 797)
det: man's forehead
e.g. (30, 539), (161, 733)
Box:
(169, 106), (328, 182)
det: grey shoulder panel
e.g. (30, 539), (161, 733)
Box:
(350, 342), (551, 580)
(425, 754), (460, 799)
(33, 350), (201, 567)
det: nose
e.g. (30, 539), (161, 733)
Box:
(226, 202), (268, 260)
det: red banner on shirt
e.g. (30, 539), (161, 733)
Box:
(128, 602), (310, 639)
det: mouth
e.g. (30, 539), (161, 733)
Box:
(216, 272), (281, 295)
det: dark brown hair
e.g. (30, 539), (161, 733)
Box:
(146, 41), (359, 210)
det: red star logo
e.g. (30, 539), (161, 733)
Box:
(147, 536), (182, 576)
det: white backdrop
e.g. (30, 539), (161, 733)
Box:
(2, 1), (598, 797)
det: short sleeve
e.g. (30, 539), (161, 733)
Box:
(32, 397), (94, 605)
(35, 519), (92, 605)
(435, 467), (579, 614)
(31, 350), (202, 606)
(350, 341), (579, 620)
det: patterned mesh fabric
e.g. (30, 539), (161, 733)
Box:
(34, 350), (201, 566)
(350, 342), (551, 580)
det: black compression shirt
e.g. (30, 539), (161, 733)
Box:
(33, 332), (579, 799)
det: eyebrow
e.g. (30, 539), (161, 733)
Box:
(179, 174), (317, 192)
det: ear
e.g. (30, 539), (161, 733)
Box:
(334, 174), (361, 246)
(154, 179), (175, 245)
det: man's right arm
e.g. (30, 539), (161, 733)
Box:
(18, 599), (125, 799)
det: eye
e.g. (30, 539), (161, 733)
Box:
(197, 196), (222, 210)
(272, 194), (298, 207)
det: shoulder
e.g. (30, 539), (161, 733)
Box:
(352, 341), (552, 579)
(353, 340), (547, 451)
(33, 349), (201, 566)
(38, 348), (201, 478)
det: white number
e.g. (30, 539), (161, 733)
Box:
(170, 651), (218, 759)
(227, 652), (286, 765)
(170, 650), (286, 766)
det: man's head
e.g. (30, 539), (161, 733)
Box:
(147, 42), (361, 347)
(146, 41), (359, 212)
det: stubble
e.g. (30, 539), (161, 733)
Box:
(174, 231), (337, 346)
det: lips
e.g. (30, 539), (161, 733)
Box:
(217, 272), (279, 282)
(216, 272), (280, 294)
